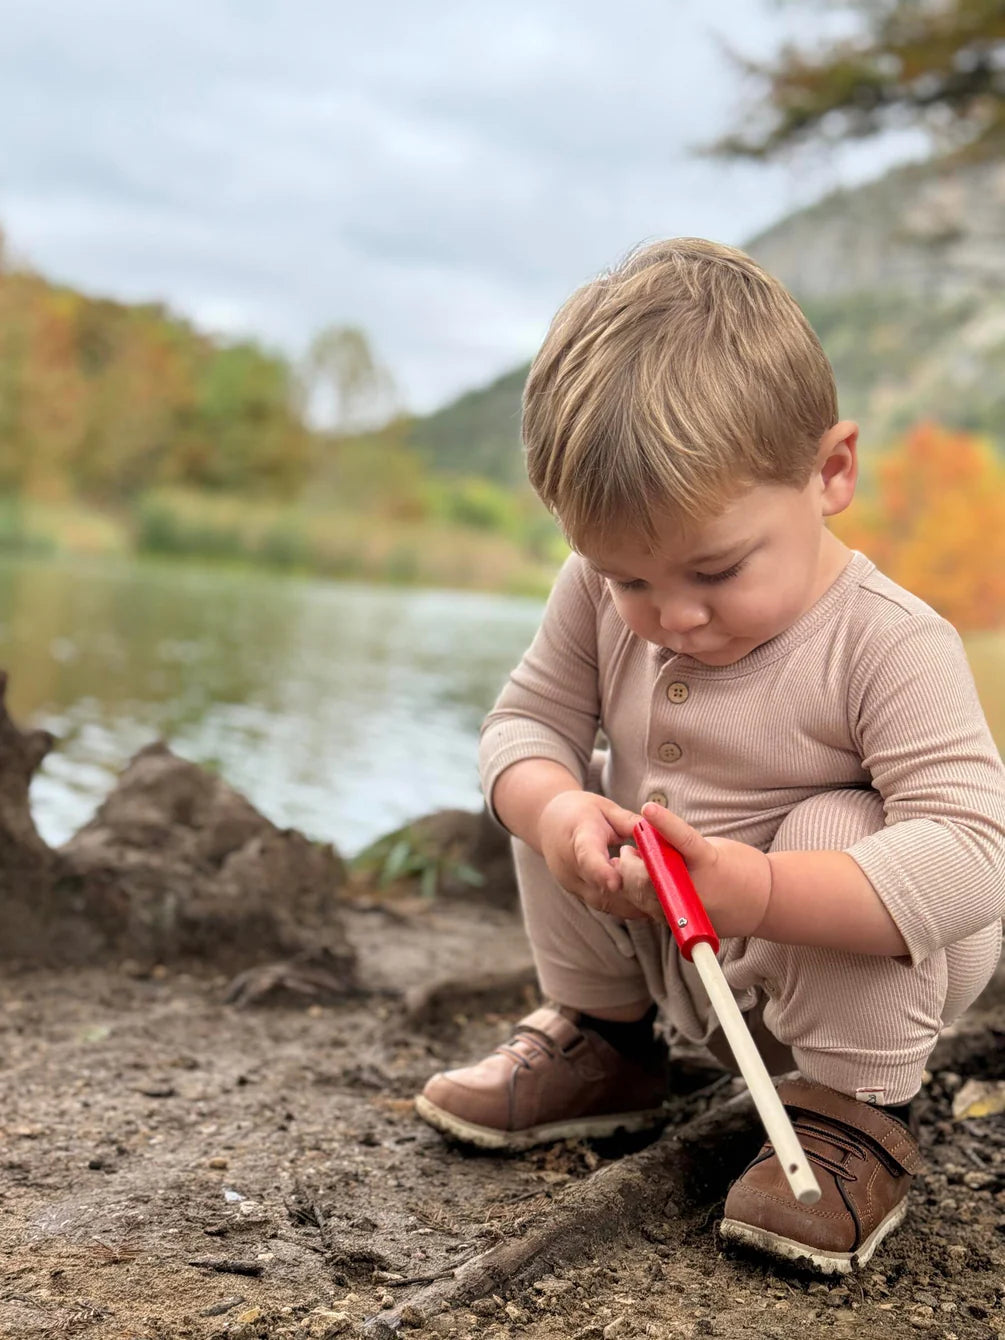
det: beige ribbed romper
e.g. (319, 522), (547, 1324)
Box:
(480, 551), (1005, 1103)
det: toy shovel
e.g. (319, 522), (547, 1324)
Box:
(633, 819), (821, 1205)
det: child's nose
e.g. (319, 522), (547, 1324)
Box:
(657, 599), (710, 633)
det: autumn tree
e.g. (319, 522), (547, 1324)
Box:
(831, 421), (1005, 629)
(714, 0), (1005, 162)
(0, 257), (314, 502)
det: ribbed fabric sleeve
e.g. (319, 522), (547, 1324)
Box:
(480, 554), (601, 821)
(845, 612), (1005, 963)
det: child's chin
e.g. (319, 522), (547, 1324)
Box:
(683, 641), (754, 666)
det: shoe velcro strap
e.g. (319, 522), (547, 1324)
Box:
(777, 1079), (921, 1174)
(514, 1007), (583, 1052)
(776, 1078), (922, 1175)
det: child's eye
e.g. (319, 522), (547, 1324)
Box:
(611, 578), (648, 592)
(693, 559), (747, 585)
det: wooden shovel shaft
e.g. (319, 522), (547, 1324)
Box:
(690, 941), (820, 1204)
(632, 820), (821, 1206)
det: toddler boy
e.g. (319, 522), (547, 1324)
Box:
(415, 239), (1005, 1273)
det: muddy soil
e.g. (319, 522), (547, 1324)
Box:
(1, 899), (1002, 1340)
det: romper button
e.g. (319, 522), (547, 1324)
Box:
(667, 681), (689, 703)
(658, 742), (683, 764)
(647, 790), (668, 808)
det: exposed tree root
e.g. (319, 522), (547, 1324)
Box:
(365, 1091), (761, 1335)
(367, 955), (1005, 1335)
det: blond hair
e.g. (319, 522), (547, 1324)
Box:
(522, 238), (838, 550)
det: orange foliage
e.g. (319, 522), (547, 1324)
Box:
(832, 422), (1005, 631)
(0, 256), (310, 502)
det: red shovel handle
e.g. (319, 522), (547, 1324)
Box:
(633, 819), (719, 961)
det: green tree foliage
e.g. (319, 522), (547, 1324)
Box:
(0, 232), (310, 502)
(714, 1), (1005, 161)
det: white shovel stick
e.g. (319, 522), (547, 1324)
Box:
(634, 820), (820, 1206)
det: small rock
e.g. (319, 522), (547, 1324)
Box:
(235, 1308), (262, 1325)
(470, 1298), (499, 1316)
(962, 1170), (996, 1190)
(301, 1309), (353, 1338)
(137, 1082), (176, 1098)
(209, 1156), (229, 1170)
(604, 1317), (631, 1339)
(399, 1303), (424, 1327)
(223, 1187), (246, 1202)
(504, 1302), (529, 1324)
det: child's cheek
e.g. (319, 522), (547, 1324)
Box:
(727, 587), (782, 635)
(612, 591), (648, 635)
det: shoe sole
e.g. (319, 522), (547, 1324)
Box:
(718, 1196), (908, 1276)
(414, 1094), (669, 1151)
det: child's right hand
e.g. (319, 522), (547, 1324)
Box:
(537, 791), (654, 919)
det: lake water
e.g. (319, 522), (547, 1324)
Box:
(2, 554), (1002, 858)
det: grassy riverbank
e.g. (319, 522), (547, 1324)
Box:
(0, 491), (564, 597)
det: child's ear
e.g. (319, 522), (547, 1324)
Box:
(817, 421), (858, 517)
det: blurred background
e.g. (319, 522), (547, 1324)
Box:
(0, 0), (1002, 855)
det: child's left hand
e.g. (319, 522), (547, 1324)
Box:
(614, 802), (773, 939)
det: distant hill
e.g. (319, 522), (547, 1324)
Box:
(407, 363), (529, 487)
(408, 155), (1005, 481)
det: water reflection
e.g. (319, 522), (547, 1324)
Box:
(0, 556), (541, 855)
(1, 554), (1001, 858)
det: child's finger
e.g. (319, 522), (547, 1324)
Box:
(599, 799), (645, 839)
(587, 876), (654, 920)
(575, 830), (621, 893)
(618, 845), (662, 916)
(641, 803), (716, 868)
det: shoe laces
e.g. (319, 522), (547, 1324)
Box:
(785, 1112), (901, 1183)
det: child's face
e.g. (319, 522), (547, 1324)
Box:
(580, 430), (857, 667)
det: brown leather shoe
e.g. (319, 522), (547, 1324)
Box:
(719, 1077), (921, 1275)
(415, 1006), (670, 1150)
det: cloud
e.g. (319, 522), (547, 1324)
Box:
(0, 0), (926, 410)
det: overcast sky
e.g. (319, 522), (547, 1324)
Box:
(0, 1), (924, 414)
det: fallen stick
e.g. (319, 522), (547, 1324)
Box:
(186, 1257), (264, 1277)
(364, 1089), (759, 1336)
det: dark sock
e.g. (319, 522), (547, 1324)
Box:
(579, 1003), (664, 1068)
(883, 1099), (915, 1130)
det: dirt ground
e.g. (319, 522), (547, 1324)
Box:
(1, 898), (1002, 1340)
